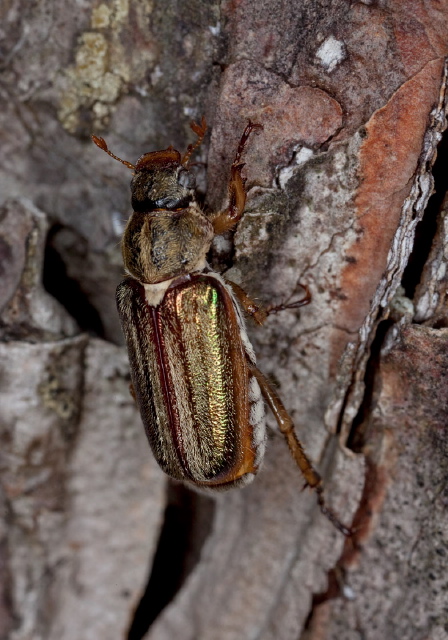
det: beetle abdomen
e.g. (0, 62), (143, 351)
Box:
(116, 273), (265, 488)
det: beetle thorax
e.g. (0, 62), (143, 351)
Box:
(122, 203), (214, 285)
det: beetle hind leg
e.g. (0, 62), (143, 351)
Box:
(249, 364), (352, 537)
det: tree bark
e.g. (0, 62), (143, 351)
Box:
(0, 2), (447, 639)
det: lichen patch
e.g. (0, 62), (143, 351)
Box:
(57, 0), (155, 134)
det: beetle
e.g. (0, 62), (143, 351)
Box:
(92, 119), (350, 535)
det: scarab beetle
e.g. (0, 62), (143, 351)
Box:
(92, 119), (350, 534)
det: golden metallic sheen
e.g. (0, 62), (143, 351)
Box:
(116, 274), (255, 486)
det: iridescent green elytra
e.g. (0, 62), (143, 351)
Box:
(117, 273), (264, 488)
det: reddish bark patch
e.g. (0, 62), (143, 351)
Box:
(331, 59), (444, 366)
(341, 456), (393, 567)
(208, 59), (343, 205)
(378, 325), (448, 431)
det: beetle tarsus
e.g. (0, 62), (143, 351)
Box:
(316, 487), (352, 537)
(233, 121), (263, 167)
(182, 116), (207, 166)
(265, 284), (312, 315)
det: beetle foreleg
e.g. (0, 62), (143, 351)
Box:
(212, 121), (263, 235)
(249, 364), (352, 536)
(182, 116), (207, 166)
(232, 120), (263, 166)
(211, 164), (248, 234)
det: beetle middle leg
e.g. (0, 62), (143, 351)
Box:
(265, 285), (311, 315)
(212, 121), (263, 235)
(249, 364), (351, 536)
(227, 280), (311, 326)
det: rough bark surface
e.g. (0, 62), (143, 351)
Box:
(0, 2), (447, 640)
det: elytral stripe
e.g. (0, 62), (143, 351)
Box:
(149, 304), (193, 480)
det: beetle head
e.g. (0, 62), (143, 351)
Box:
(131, 148), (197, 212)
(92, 118), (212, 285)
(92, 117), (207, 215)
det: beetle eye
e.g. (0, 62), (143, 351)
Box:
(178, 168), (195, 190)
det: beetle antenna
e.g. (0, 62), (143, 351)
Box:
(182, 116), (207, 166)
(91, 135), (135, 170)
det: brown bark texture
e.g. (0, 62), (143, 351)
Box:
(0, 1), (447, 639)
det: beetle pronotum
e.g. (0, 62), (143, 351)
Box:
(92, 119), (350, 535)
